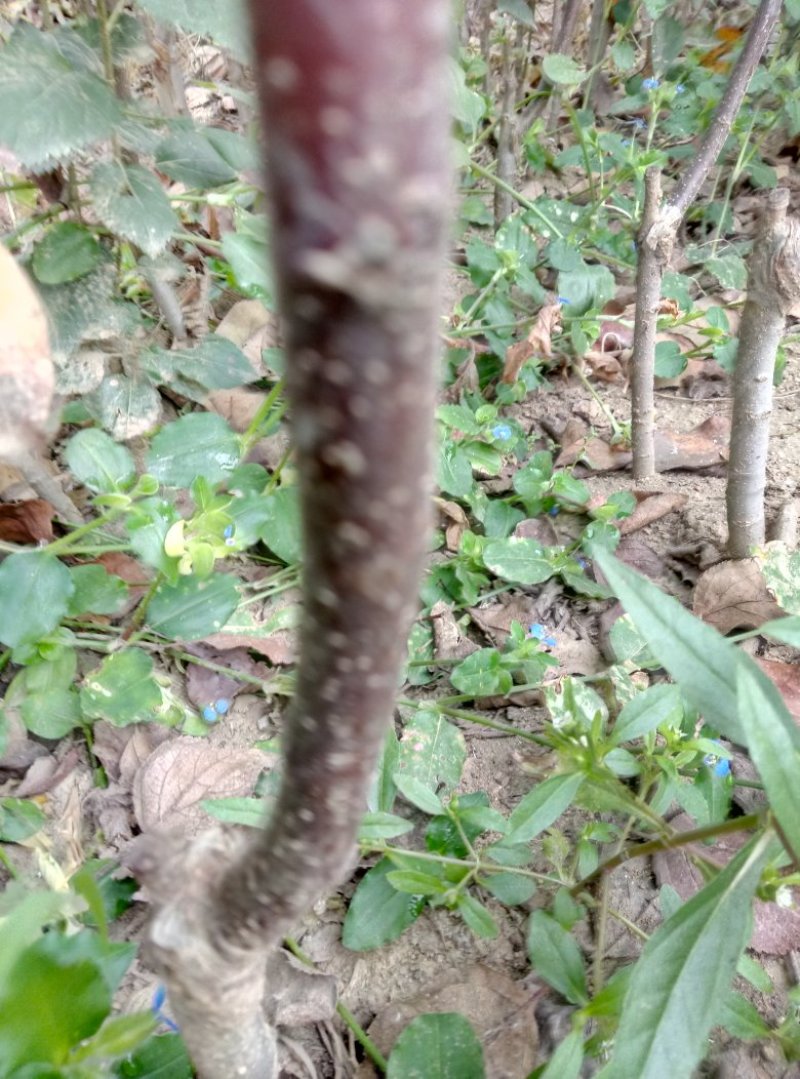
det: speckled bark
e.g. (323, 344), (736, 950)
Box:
(727, 189), (800, 557)
(128, 3), (451, 1077)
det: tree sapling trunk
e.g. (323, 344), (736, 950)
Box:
(127, 2), (451, 1077)
(629, 0), (782, 480)
(727, 188), (800, 557)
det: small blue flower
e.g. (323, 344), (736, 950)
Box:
(492, 423), (512, 441)
(202, 705), (218, 723)
(528, 623), (557, 648)
(223, 524), (236, 547)
(630, 117), (646, 130)
(703, 740), (731, 778)
(557, 296), (570, 305)
(152, 985), (180, 1033)
(214, 698), (230, 715)
(548, 506), (560, 517)
(642, 76), (660, 91)
(621, 138), (631, 147)
(575, 556), (588, 570)
(675, 83), (685, 94)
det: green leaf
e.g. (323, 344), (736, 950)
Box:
(68, 565), (130, 617)
(221, 233), (272, 299)
(654, 340), (686, 378)
(716, 990), (771, 1040)
(480, 871), (536, 905)
(85, 369), (163, 441)
(386, 1013), (485, 1079)
(0, 553), (73, 648)
(542, 53), (588, 86)
(80, 650), (162, 726)
(0, 798), (46, 843)
(506, 773), (584, 844)
(758, 545), (800, 615)
(0, 887), (86, 985)
(482, 537), (555, 586)
(557, 263), (615, 316)
(21, 687), (82, 739)
(146, 573), (240, 641)
(457, 894), (499, 939)
(343, 859), (427, 951)
(539, 1028), (584, 1079)
(134, 0), (249, 59)
(202, 796), (267, 828)
(0, 931), (112, 1069)
(147, 413), (241, 488)
(386, 870), (449, 896)
(438, 443), (475, 498)
(114, 1032), (192, 1077)
(69, 1012), (156, 1064)
(394, 775), (445, 816)
(528, 910), (588, 1004)
(760, 615), (800, 646)
(497, 0), (535, 25)
(142, 338), (256, 402)
(154, 126), (239, 187)
(256, 488), (302, 564)
(358, 812), (414, 843)
(736, 663), (800, 858)
(450, 649), (512, 697)
(601, 833), (773, 1079)
(32, 223), (102, 285)
(704, 253), (747, 290)
(448, 58), (486, 136)
(611, 684), (683, 744)
(65, 429), (136, 493)
(0, 24), (123, 170)
(90, 162), (177, 258)
(395, 711), (467, 794)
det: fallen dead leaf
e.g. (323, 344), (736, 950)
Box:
(0, 499), (54, 543)
(203, 589), (300, 665)
(754, 657), (800, 722)
(436, 497), (470, 552)
(184, 643), (272, 711)
(619, 492), (688, 535)
(430, 601), (478, 661)
(133, 736), (270, 835)
(501, 299), (561, 384)
(693, 559), (784, 633)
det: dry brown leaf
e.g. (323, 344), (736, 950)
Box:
(513, 516), (559, 546)
(436, 497), (469, 552)
(132, 736), (270, 835)
(430, 601), (477, 661)
(582, 349), (625, 383)
(754, 657), (800, 722)
(0, 499), (54, 543)
(358, 965), (539, 1079)
(469, 596), (538, 643)
(214, 298), (279, 376)
(203, 589), (299, 665)
(96, 552), (152, 587)
(692, 559), (784, 633)
(619, 493), (688, 535)
(500, 299), (561, 383)
(653, 414), (731, 470)
(185, 643), (272, 710)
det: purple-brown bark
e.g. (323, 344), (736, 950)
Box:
(128, 3), (451, 1076)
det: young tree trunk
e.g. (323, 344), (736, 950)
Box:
(127, 3), (451, 1076)
(727, 189), (800, 557)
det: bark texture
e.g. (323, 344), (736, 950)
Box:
(727, 189), (800, 557)
(128, 3), (451, 1076)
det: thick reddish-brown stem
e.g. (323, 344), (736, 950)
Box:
(129, 3), (451, 1076)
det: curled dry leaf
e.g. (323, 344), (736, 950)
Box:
(692, 559), (784, 633)
(133, 736), (271, 836)
(436, 497), (470, 552)
(500, 298), (561, 384)
(0, 499), (54, 544)
(619, 492), (688, 536)
(430, 600), (478, 661)
(357, 964), (539, 1079)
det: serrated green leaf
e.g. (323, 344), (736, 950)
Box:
(450, 649), (512, 696)
(542, 53), (588, 86)
(386, 1013), (485, 1079)
(528, 910), (588, 1004)
(0, 553), (73, 648)
(154, 126), (239, 187)
(32, 222), (102, 285)
(395, 775), (445, 815)
(506, 773), (584, 844)
(396, 711), (466, 794)
(65, 429), (136, 493)
(81, 650), (162, 726)
(482, 537), (555, 586)
(147, 413), (241, 488)
(141, 338), (256, 402)
(90, 162), (178, 258)
(146, 573), (240, 641)
(343, 859), (427, 951)
(0, 24), (123, 170)
(134, 0), (249, 59)
(601, 833), (773, 1079)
